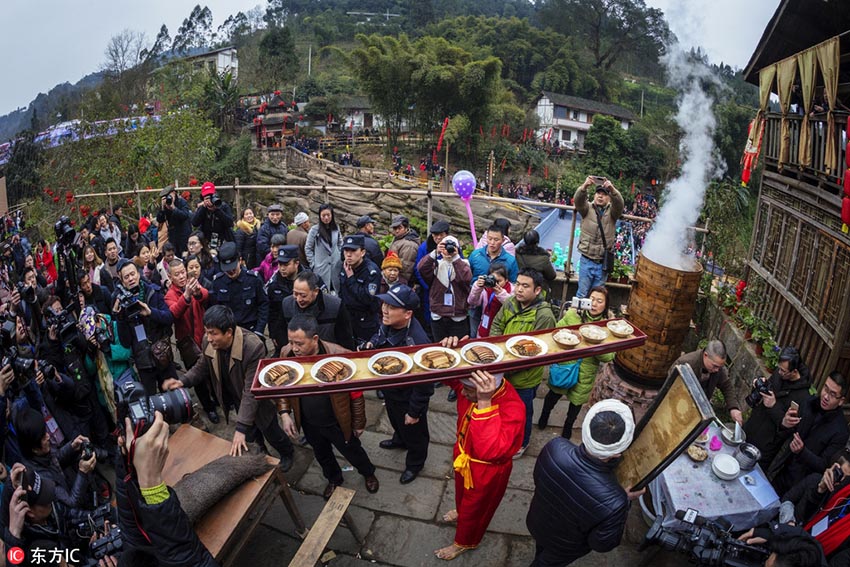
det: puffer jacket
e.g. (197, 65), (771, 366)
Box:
(554, 309), (615, 403)
(574, 185), (624, 261)
(389, 229), (420, 283)
(526, 438), (629, 564)
(256, 219), (288, 260)
(490, 296), (556, 389)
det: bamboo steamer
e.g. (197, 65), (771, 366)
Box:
(617, 253), (703, 381)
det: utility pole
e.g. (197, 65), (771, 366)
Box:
(308, 45), (312, 76)
(640, 89), (645, 118)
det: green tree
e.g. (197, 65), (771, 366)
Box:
(172, 5), (214, 54)
(5, 132), (43, 205)
(202, 71), (240, 132)
(259, 26), (300, 91)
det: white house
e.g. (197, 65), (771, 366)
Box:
(183, 46), (239, 80)
(536, 91), (636, 150)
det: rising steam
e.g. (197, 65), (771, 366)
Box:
(641, 45), (726, 270)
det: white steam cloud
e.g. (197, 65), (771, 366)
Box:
(641, 45), (726, 271)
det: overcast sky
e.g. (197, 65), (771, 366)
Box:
(0, 0), (779, 117)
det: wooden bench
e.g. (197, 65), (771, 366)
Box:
(288, 486), (363, 567)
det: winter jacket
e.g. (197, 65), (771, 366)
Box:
(156, 196), (192, 256)
(164, 281), (209, 346)
(286, 225), (309, 266)
(305, 225), (343, 293)
(515, 248), (557, 295)
(554, 309), (615, 403)
(278, 340), (366, 441)
(388, 229), (420, 283)
(670, 349), (742, 412)
(367, 318), (433, 418)
(280, 292), (356, 351)
(256, 219), (288, 260)
(235, 218), (261, 269)
(468, 246), (519, 282)
(467, 280), (512, 337)
(417, 253), (472, 319)
(526, 439), (629, 565)
(575, 184), (624, 262)
(744, 370), (813, 468)
(360, 231), (384, 267)
(24, 444), (92, 510)
(491, 296), (556, 389)
(255, 251), (277, 282)
(191, 202), (235, 245)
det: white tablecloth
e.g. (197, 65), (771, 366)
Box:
(649, 423), (780, 531)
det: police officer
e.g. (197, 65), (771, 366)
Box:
(211, 241), (269, 335)
(266, 245), (303, 350)
(356, 215), (384, 266)
(366, 284), (433, 484)
(339, 235), (381, 345)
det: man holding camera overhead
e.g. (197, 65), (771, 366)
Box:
(163, 305), (294, 471)
(192, 182), (234, 249)
(156, 185), (192, 257)
(574, 176), (624, 298)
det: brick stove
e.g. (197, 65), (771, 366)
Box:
(589, 362), (659, 424)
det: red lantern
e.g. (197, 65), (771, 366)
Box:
(842, 197), (850, 226)
(89, 178), (96, 186)
(189, 178), (199, 187)
(69, 220), (76, 227)
(53, 197), (59, 203)
(127, 198), (134, 206)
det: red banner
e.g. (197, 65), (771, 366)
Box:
(436, 117), (450, 152)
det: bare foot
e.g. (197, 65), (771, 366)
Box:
(434, 543), (469, 560)
(442, 509), (458, 523)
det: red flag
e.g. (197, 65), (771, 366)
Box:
(479, 125), (484, 137)
(491, 126), (497, 138)
(522, 128), (527, 142)
(527, 164), (532, 175)
(295, 124), (299, 136)
(432, 149), (437, 163)
(499, 157), (507, 171)
(544, 166), (549, 179)
(436, 117), (450, 152)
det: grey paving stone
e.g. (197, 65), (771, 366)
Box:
(436, 486), (531, 536)
(296, 463), (446, 520)
(235, 523), (300, 566)
(327, 553), (396, 566)
(507, 456), (536, 491)
(363, 514), (511, 567)
(506, 536), (536, 566)
(376, 408), (458, 446)
(341, 430), (453, 480)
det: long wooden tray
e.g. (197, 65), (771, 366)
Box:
(250, 319), (646, 399)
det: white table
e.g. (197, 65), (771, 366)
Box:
(649, 423), (780, 531)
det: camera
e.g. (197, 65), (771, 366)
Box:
(482, 275), (497, 288)
(444, 242), (457, 256)
(54, 216), (76, 247)
(80, 440), (95, 461)
(834, 465), (845, 484)
(211, 195), (223, 208)
(46, 307), (79, 345)
(0, 319), (35, 393)
(164, 194), (173, 206)
(15, 281), (36, 304)
(115, 284), (143, 320)
(90, 525), (123, 560)
(115, 380), (193, 436)
(69, 502), (115, 540)
(745, 376), (772, 408)
(569, 296), (592, 311)
(642, 510), (768, 567)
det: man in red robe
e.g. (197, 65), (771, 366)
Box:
(434, 369), (525, 560)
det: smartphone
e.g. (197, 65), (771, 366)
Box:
(834, 465), (845, 484)
(589, 175), (607, 185)
(789, 401), (800, 413)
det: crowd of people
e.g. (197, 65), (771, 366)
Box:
(0, 174), (837, 566)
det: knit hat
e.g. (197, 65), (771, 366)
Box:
(294, 212), (309, 225)
(382, 250), (403, 270)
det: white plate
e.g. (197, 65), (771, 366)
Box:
(460, 342), (504, 365)
(413, 347), (460, 371)
(258, 360), (305, 388)
(712, 454), (741, 480)
(505, 335), (548, 358)
(367, 351), (413, 377)
(311, 357), (357, 384)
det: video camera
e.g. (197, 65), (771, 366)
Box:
(46, 307), (79, 345)
(115, 380), (193, 436)
(90, 525), (123, 560)
(115, 284), (143, 320)
(54, 216), (76, 248)
(745, 376), (772, 408)
(0, 319), (36, 393)
(15, 281), (36, 304)
(569, 296), (592, 311)
(642, 510), (769, 567)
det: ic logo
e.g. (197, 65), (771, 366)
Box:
(7, 546), (25, 565)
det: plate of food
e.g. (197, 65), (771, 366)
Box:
(311, 357), (357, 384)
(368, 351), (413, 377)
(506, 335), (548, 358)
(259, 360), (305, 388)
(686, 444), (708, 462)
(552, 329), (581, 349)
(606, 319), (634, 338)
(460, 342), (504, 365)
(413, 347), (460, 370)
(579, 325), (609, 344)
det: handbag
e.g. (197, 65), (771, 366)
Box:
(549, 359), (582, 390)
(595, 207), (615, 272)
(151, 338), (174, 370)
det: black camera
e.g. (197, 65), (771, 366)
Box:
(80, 440), (95, 461)
(69, 502), (115, 540)
(211, 195), (223, 208)
(745, 376), (772, 408)
(46, 307), (78, 345)
(834, 465), (845, 485)
(90, 525), (123, 560)
(15, 281), (36, 304)
(164, 194), (173, 206)
(115, 284), (143, 320)
(444, 242), (457, 256)
(54, 216), (76, 247)
(642, 510), (768, 567)
(116, 380), (193, 436)
(0, 319), (35, 393)
(482, 275), (497, 288)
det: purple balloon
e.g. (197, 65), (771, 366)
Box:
(452, 170), (476, 200)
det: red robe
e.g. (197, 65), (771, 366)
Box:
(450, 380), (525, 548)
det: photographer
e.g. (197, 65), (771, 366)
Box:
(112, 259), (175, 394)
(14, 267), (45, 340)
(191, 182), (234, 249)
(416, 235), (472, 342)
(574, 176), (623, 298)
(466, 263), (512, 338)
(737, 523), (827, 566)
(114, 412), (217, 566)
(744, 347), (813, 468)
(156, 186), (192, 257)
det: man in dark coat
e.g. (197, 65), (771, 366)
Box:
(256, 204), (288, 260)
(210, 242), (268, 336)
(156, 186), (192, 256)
(192, 182), (234, 248)
(526, 399), (643, 566)
(356, 215), (384, 267)
(670, 340), (743, 425)
(339, 234), (381, 345)
(265, 245), (302, 350)
(279, 271), (355, 351)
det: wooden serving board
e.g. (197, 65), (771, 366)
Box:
(250, 319), (646, 399)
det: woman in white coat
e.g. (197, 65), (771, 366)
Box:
(305, 203), (343, 294)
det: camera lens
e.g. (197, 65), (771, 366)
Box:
(147, 388), (194, 425)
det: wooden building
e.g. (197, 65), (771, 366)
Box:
(743, 0), (850, 384)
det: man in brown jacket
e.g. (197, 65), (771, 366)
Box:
(574, 176), (624, 298)
(669, 340), (743, 425)
(162, 305), (294, 470)
(278, 314), (379, 498)
(287, 211), (311, 266)
(388, 215), (420, 283)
